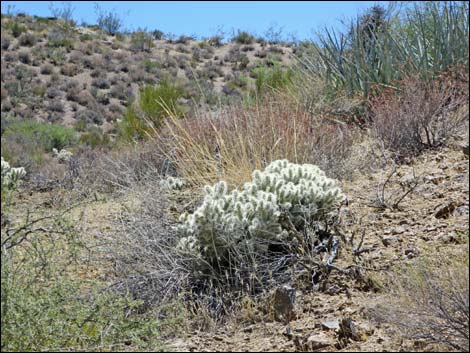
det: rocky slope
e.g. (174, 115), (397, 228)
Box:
(168, 141), (469, 352)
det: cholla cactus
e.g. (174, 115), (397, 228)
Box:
(1, 157), (26, 190)
(52, 148), (73, 163)
(178, 160), (344, 263)
(159, 176), (187, 190)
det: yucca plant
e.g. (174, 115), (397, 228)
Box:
(305, 1), (469, 98)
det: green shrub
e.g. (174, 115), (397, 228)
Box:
(130, 29), (154, 52)
(10, 22), (26, 37)
(1, 211), (167, 351)
(48, 47), (67, 65)
(252, 64), (294, 97)
(47, 27), (74, 49)
(232, 30), (255, 44)
(141, 58), (160, 73)
(79, 33), (93, 41)
(79, 126), (110, 147)
(152, 29), (165, 40)
(18, 32), (37, 46)
(120, 79), (185, 140)
(2, 121), (78, 153)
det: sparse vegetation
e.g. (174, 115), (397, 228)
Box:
(371, 71), (469, 160)
(1, 2), (468, 351)
(94, 3), (124, 35)
(374, 243), (469, 352)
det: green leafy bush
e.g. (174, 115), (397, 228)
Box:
(1, 211), (166, 352)
(1, 121), (78, 168)
(79, 126), (110, 147)
(120, 80), (185, 140)
(130, 29), (154, 52)
(10, 22), (26, 37)
(47, 26), (74, 49)
(2, 121), (77, 152)
(252, 64), (294, 97)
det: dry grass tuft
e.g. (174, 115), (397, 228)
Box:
(157, 94), (358, 190)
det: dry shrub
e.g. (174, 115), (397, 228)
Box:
(56, 140), (170, 199)
(370, 70), (469, 161)
(158, 94), (358, 189)
(60, 63), (78, 76)
(372, 243), (469, 352)
(107, 184), (186, 307)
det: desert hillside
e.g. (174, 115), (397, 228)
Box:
(1, 2), (469, 352)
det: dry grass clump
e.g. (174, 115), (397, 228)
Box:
(158, 94), (358, 189)
(372, 242), (469, 351)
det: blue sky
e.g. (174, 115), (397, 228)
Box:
(1, 1), (389, 41)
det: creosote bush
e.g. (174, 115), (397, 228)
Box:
(1, 205), (167, 352)
(1, 121), (78, 170)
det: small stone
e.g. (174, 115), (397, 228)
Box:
(455, 205), (469, 216)
(435, 201), (457, 219)
(425, 175), (445, 185)
(306, 332), (335, 350)
(243, 325), (255, 333)
(462, 143), (469, 156)
(381, 236), (398, 247)
(392, 226), (407, 235)
(405, 247), (418, 258)
(322, 318), (340, 331)
(338, 317), (360, 341)
(401, 173), (417, 186)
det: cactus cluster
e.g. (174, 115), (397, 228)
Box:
(1, 157), (26, 191)
(52, 148), (73, 163)
(159, 176), (187, 190)
(177, 159), (344, 263)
